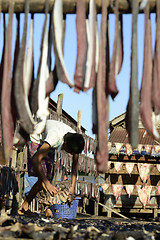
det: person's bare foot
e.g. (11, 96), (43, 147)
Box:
(45, 208), (53, 217)
(18, 208), (39, 217)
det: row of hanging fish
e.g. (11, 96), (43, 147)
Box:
(57, 150), (98, 176)
(109, 142), (160, 156)
(107, 161), (160, 183)
(102, 183), (156, 209)
(0, 0), (51, 162)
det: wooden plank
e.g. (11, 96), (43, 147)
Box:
(0, 0), (157, 14)
(109, 154), (160, 164)
(106, 163), (160, 176)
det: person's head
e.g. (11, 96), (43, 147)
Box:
(63, 132), (85, 154)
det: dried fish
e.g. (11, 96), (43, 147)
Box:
(23, 14), (36, 126)
(14, 0), (35, 135)
(125, 0), (139, 150)
(137, 185), (152, 209)
(35, 0), (50, 134)
(125, 162), (135, 175)
(95, 0), (109, 173)
(125, 185), (134, 198)
(84, 0), (97, 91)
(1, 0), (15, 161)
(137, 163), (153, 183)
(52, 0), (72, 88)
(114, 162), (123, 173)
(140, 3), (159, 140)
(108, 0), (123, 99)
(152, 0), (160, 115)
(0, 14), (6, 101)
(74, 0), (87, 92)
(112, 184), (123, 201)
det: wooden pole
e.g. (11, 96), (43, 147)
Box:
(77, 110), (81, 131)
(56, 93), (63, 115)
(0, 0), (157, 14)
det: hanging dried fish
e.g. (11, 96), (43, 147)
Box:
(1, 0), (15, 161)
(74, 0), (87, 93)
(35, 0), (50, 134)
(23, 14), (36, 125)
(115, 142), (123, 154)
(145, 145), (152, 154)
(52, 0), (72, 88)
(12, 13), (20, 116)
(83, 0), (97, 91)
(0, 14), (5, 100)
(152, 0), (160, 115)
(125, 185), (134, 198)
(45, 14), (60, 96)
(140, 3), (159, 140)
(14, 0), (35, 135)
(137, 163), (153, 183)
(125, 162), (135, 175)
(114, 162), (123, 173)
(95, 0), (109, 173)
(137, 185), (152, 209)
(125, 0), (139, 150)
(108, 0), (123, 99)
(92, 85), (98, 134)
(112, 184), (123, 201)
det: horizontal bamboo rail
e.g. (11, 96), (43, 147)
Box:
(0, 0), (157, 14)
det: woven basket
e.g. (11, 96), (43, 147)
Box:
(50, 197), (80, 219)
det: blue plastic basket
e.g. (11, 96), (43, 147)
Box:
(50, 197), (80, 219)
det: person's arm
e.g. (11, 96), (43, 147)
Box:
(32, 142), (58, 196)
(69, 153), (79, 195)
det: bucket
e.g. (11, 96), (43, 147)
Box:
(50, 197), (80, 220)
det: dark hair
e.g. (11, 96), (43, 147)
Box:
(63, 133), (85, 154)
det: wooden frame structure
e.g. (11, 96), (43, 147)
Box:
(0, 0), (157, 13)
(102, 113), (160, 218)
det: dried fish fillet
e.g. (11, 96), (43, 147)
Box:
(52, 0), (72, 88)
(1, 0), (15, 160)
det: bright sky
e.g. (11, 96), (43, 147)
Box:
(0, 10), (157, 138)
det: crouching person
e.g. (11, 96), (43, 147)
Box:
(18, 119), (85, 217)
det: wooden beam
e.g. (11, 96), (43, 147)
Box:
(0, 0), (157, 14)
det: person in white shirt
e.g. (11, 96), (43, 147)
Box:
(18, 120), (85, 217)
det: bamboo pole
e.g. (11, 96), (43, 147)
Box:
(0, 0), (157, 14)
(98, 202), (130, 220)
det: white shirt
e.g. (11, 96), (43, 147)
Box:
(30, 120), (75, 150)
